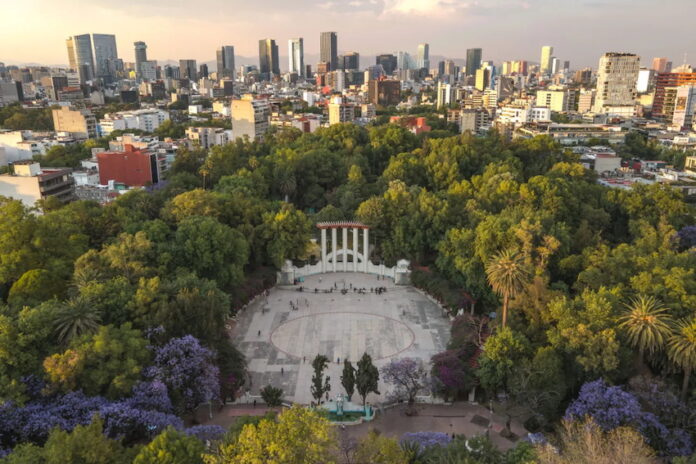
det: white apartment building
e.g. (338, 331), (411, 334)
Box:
(536, 88), (576, 112)
(436, 82), (455, 109)
(185, 127), (232, 149)
(98, 108), (170, 136)
(328, 96), (355, 126)
(672, 85), (696, 130)
(593, 52), (640, 116)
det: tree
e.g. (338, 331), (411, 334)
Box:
(311, 355), (331, 404)
(356, 353), (380, 406)
(259, 204), (312, 268)
(7, 269), (64, 308)
(619, 295), (673, 367)
(260, 385), (283, 407)
(133, 427), (205, 464)
(476, 327), (531, 394)
(381, 358), (427, 414)
(43, 323), (150, 399)
(52, 297), (102, 344)
(147, 335), (220, 413)
(536, 418), (657, 464)
(38, 417), (135, 464)
(202, 406), (337, 464)
(171, 216), (249, 289)
(354, 430), (407, 464)
(485, 249), (530, 327)
(668, 318), (696, 401)
(341, 360), (356, 401)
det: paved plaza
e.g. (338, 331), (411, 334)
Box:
(232, 272), (451, 405)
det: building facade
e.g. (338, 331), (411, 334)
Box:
(320, 32), (338, 71)
(259, 39), (280, 79)
(231, 97), (271, 140)
(288, 39), (304, 77)
(593, 52), (640, 116)
(466, 48), (482, 76)
(52, 107), (97, 139)
(216, 46), (235, 79)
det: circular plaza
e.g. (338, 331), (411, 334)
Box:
(231, 272), (451, 405)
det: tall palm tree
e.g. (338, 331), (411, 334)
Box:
(619, 296), (673, 367)
(485, 249), (530, 328)
(53, 298), (102, 344)
(668, 318), (696, 401)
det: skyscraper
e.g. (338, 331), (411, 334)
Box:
(179, 60), (198, 81)
(134, 41), (147, 80)
(91, 34), (118, 81)
(259, 39), (280, 79)
(320, 32), (338, 71)
(540, 45), (553, 75)
(651, 57), (672, 73)
(376, 54), (397, 75)
(465, 48), (482, 76)
(66, 34), (95, 83)
(342, 52), (360, 70)
(216, 46), (235, 79)
(288, 38), (304, 77)
(417, 43), (430, 70)
(593, 52), (640, 116)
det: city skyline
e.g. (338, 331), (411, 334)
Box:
(2, 0), (694, 69)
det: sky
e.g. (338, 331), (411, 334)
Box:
(2, 0), (695, 70)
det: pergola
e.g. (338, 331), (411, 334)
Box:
(316, 221), (369, 273)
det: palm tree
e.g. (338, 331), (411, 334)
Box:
(619, 296), (673, 368)
(667, 318), (696, 401)
(485, 249), (530, 328)
(53, 298), (102, 344)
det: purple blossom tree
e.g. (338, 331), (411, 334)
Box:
(400, 431), (452, 451)
(676, 225), (696, 250)
(565, 379), (693, 457)
(381, 358), (428, 415)
(146, 335), (220, 413)
(430, 349), (475, 401)
(185, 425), (226, 443)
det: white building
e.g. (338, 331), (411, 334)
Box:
(231, 97), (271, 140)
(140, 60), (158, 82)
(185, 127), (232, 149)
(436, 82), (455, 109)
(98, 108), (170, 136)
(672, 85), (696, 130)
(593, 52), (640, 116)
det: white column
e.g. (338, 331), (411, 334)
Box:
(353, 227), (358, 272)
(331, 227), (337, 272)
(321, 228), (327, 274)
(342, 227), (348, 272)
(363, 228), (369, 273)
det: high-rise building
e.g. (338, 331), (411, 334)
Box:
(140, 60), (158, 82)
(593, 52), (640, 116)
(574, 68), (592, 86)
(66, 34), (95, 83)
(216, 46), (235, 79)
(540, 45), (553, 75)
(52, 106), (97, 139)
(475, 67), (490, 91)
(342, 52), (360, 71)
(179, 60), (197, 81)
(231, 96), (271, 140)
(651, 57), (672, 73)
(417, 43), (430, 70)
(288, 38), (304, 77)
(653, 72), (696, 117)
(397, 52), (416, 71)
(376, 54), (397, 75)
(328, 95), (354, 125)
(367, 79), (401, 106)
(465, 48), (482, 76)
(672, 85), (696, 129)
(258, 39), (280, 79)
(436, 82), (455, 108)
(199, 64), (209, 79)
(91, 34), (118, 81)
(134, 41), (147, 80)
(320, 32), (338, 71)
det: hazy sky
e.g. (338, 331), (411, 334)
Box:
(2, 0), (695, 69)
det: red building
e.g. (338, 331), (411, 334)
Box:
(653, 72), (696, 117)
(97, 144), (160, 187)
(389, 116), (432, 135)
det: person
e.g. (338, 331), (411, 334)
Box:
(281, 367), (284, 376)
(253, 399), (256, 408)
(257, 330), (261, 337)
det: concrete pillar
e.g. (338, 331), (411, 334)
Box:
(353, 227), (358, 272)
(363, 228), (369, 273)
(321, 228), (327, 274)
(331, 227), (337, 272)
(342, 227), (348, 272)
